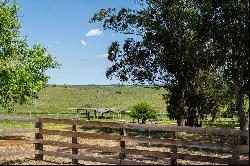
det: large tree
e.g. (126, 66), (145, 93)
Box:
(90, 0), (214, 126)
(165, 69), (232, 127)
(0, 0), (59, 110)
(91, 0), (249, 129)
(200, 0), (249, 131)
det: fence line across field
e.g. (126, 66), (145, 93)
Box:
(0, 115), (249, 165)
(67, 107), (127, 119)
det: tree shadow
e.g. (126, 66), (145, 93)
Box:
(0, 157), (76, 165)
(0, 135), (26, 140)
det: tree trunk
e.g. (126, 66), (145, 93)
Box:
(234, 79), (248, 130)
(233, 78), (248, 144)
(177, 79), (187, 126)
(186, 111), (195, 127)
(211, 113), (217, 122)
(177, 115), (186, 126)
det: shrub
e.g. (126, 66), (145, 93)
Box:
(115, 91), (122, 94)
(129, 102), (157, 123)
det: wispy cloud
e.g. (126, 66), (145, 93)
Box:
(81, 40), (88, 46)
(86, 29), (103, 37)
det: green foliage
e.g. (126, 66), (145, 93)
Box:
(221, 98), (249, 118)
(129, 102), (157, 123)
(0, 0), (59, 110)
(90, 0), (249, 128)
(165, 70), (233, 127)
(200, 1), (249, 130)
(207, 0), (249, 96)
(90, 0), (227, 125)
(90, 1), (210, 85)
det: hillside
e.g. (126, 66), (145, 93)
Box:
(0, 85), (167, 117)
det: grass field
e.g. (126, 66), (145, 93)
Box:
(0, 85), (242, 128)
(2, 85), (166, 115)
(0, 85), (171, 124)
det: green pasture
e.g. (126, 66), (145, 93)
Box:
(1, 85), (166, 115)
(0, 85), (241, 129)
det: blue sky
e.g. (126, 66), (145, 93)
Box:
(16, 0), (139, 85)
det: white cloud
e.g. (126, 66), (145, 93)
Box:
(86, 29), (103, 37)
(81, 40), (88, 46)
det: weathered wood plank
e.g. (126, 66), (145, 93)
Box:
(71, 125), (78, 164)
(0, 116), (38, 122)
(38, 140), (120, 153)
(119, 120), (126, 164)
(122, 136), (232, 151)
(170, 131), (177, 165)
(35, 121), (43, 161)
(125, 123), (249, 137)
(38, 118), (121, 128)
(230, 159), (249, 165)
(235, 145), (249, 153)
(232, 134), (240, 162)
(40, 129), (120, 141)
(40, 150), (120, 165)
(0, 128), (39, 134)
(0, 140), (38, 146)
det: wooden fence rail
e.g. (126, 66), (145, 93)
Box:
(0, 116), (249, 165)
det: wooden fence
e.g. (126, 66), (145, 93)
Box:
(0, 116), (249, 165)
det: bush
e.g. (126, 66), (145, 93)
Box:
(129, 102), (157, 123)
(115, 91), (122, 94)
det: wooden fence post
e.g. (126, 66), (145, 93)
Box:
(171, 131), (177, 165)
(119, 120), (126, 165)
(72, 124), (79, 164)
(35, 120), (43, 161)
(85, 109), (88, 118)
(231, 134), (240, 165)
(76, 109), (80, 120)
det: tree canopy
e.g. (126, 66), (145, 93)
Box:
(129, 102), (157, 124)
(0, 0), (59, 110)
(91, 0), (217, 126)
(91, 0), (249, 129)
